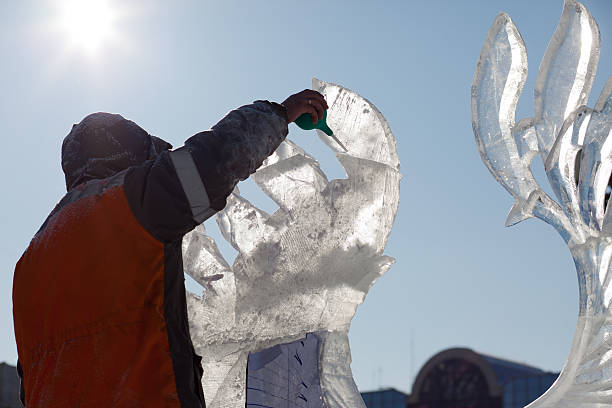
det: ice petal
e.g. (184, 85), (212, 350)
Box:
(534, 0), (600, 160)
(313, 78), (399, 170)
(471, 12), (538, 201)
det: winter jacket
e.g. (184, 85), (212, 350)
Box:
(12, 101), (288, 407)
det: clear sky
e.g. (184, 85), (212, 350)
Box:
(1, 0), (612, 395)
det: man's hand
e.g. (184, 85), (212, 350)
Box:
(282, 90), (328, 124)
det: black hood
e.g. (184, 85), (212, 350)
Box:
(61, 112), (172, 190)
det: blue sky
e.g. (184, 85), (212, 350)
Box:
(1, 0), (612, 394)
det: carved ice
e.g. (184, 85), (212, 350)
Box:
(472, 1), (612, 406)
(183, 79), (401, 407)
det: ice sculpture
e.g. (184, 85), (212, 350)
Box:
(182, 78), (401, 407)
(472, 1), (612, 406)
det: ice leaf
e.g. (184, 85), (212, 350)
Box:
(580, 103), (612, 230)
(534, 0), (600, 161)
(313, 78), (399, 170)
(506, 198), (535, 227)
(332, 155), (401, 252)
(252, 153), (328, 212)
(215, 192), (281, 257)
(471, 12), (538, 201)
(258, 139), (314, 170)
(182, 225), (232, 289)
(545, 106), (592, 232)
(596, 76), (612, 231)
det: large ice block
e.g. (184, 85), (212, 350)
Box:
(184, 79), (401, 407)
(472, 1), (612, 406)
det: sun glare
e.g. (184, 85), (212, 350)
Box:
(58, 0), (115, 53)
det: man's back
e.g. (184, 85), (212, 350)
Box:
(13, 171), (201, 407)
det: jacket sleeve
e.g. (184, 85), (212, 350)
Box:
(124, 100), (288, 243)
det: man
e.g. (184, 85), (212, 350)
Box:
(12, 89), (328, 407)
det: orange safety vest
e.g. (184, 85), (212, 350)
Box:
(13, 172), (204, 407)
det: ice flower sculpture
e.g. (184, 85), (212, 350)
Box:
(183, 79), (401, 407)
(472, 1), (612, 406)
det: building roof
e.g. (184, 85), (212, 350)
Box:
(361, 387), (410, 396)
(480, 353), (546, 386)
(408, 347), (557, 403)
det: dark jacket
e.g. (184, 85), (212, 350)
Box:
(12, 101), (288, 407)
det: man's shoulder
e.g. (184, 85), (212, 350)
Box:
(34, 171), (129, 239)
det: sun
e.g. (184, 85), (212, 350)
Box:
(57, 0), (116, 54)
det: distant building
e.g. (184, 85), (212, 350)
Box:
(0, 363), (20, 408)
(361, 348), (558, 408)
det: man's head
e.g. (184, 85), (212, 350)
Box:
(61, 112), (172, 190)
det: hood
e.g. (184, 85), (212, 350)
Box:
(61, 112), (172, 190)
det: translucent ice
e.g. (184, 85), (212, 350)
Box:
(472, 1), (612, 406)
(183, 78), (401, 407)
